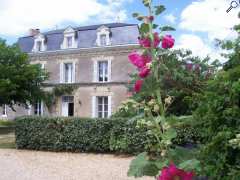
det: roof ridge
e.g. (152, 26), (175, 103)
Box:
(20, 22), (138, 38)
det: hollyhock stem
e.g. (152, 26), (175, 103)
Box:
(148, 2), (165, 118)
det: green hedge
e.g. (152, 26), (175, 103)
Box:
(15, 116), (199, 153)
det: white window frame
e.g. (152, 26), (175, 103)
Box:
(32, 34), (46, 52)
(60, 61), (76, 84)
(98, 61), (108, 82)
(34, 101), (43, 116)
(61, 27), (77, 49)
(2, 104), (7, 117)
(92, 96), (111, 118)
(92, 56), (112, 83)
(96, 26), (111, 46)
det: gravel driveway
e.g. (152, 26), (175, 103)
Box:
(0, 149), (152, 180)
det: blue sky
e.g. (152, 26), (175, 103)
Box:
(0, 0), (239, 61)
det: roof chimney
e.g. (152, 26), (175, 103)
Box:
(29, 28), (40, 36)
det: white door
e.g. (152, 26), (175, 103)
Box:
(62, 102), (68, 117)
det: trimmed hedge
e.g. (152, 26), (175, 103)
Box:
(15, 116), (200, 153)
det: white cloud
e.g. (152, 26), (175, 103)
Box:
(179, 0), (239, 41)
(175, 34), (225, 62)
(164, 14), (177, 24)
(0, 0), (131, 36)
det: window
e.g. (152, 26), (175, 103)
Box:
(32, 34), (46, 52)
(2, 104), (7, 117)
(61, 27), (77, 49)
(97, 97), (108, 118)
(98, 61), (108, 82)
(36, 41), (42, 51)
(96, 26), (111, 46)
(62, 96), (74, 117)
(100, 34), (107, 46)
(66, 36), (73, 48)
(64, 63), (73, 83)
(34, 101), (42, 116)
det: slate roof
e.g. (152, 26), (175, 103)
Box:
(18, 23), (139, 53)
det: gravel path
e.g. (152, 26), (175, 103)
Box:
(0, 149), (152, 180)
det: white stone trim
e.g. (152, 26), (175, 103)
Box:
(91, 96), (96, 118)
(32, 34), (46, 52)
(60, 62), (64, 83)
(108, 96), (112, 117)
(96, 26), (111, 46)
(92, 56), (113, 83)
(61, 27), (78, 49)
(1, 104), (7, 117)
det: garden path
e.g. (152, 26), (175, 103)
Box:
(0, 149), (152, 180)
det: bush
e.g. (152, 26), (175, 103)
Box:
(15, 116), (199, 153)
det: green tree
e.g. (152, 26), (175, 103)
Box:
(194, 14), (240, 179)
(0, 39), (48, 109)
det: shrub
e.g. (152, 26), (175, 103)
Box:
(15, 116), (199, 153)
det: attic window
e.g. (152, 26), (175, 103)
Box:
(32, 34), (46, 52)
(100, 34), (107, 46)
(61, 27), (77, 49)
(96, 26), (111, 46)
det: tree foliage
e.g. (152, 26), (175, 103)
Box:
(0, 39), (48, 108)
(193, 15), (240, 179)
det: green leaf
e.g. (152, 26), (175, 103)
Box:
(142, 0), (151, 7)
(155, 5), (166, 15)
(132, 13), (139, 18)
(127, 152), (159, 177)
(179, 159), (201, 173)
(153, 24), (159, 29)
(168, 146), (198, 164)
(160, 26), (176, 32)
(132, 13), (144, 21)
(140, 23), (150, 34)
(162, 128), (177, 141)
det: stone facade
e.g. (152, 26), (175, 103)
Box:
(1, 23), (139, 119)
(1, 45), (139, 119)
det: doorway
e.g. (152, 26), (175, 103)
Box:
(62, 96), (74, 117)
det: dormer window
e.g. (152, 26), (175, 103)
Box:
(61, 27), (77, 49)
(32, 34), (46, 52)
(100, 34), (107, 46)
(67, 36), (73, 48)
(36, 41), (42, 51)
(96, 26), (111, 46)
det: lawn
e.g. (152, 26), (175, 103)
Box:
(0, 126), (15, 149)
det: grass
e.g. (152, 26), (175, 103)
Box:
(0, 119), (15, 127)
(0, 121), (15, 148)
(0, 132), (15, 148)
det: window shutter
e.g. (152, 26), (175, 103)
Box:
(108, 60), (111, 82)
(41, 101), (44, 116)
(93, 61), (98, 82)
(72, 62), (76, 83)
(92, 96), (96, 118)
(60, 62), (64, 83)
(108, 96), (112, 117)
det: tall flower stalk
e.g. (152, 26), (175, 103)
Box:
(128, 1), (199, 179)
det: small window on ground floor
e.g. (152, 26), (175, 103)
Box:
(2, 104), (7, 117)
(97, 96), (108, 118)
(34, 101), (43, 116)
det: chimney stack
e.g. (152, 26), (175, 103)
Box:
(29, 28), (40, 36)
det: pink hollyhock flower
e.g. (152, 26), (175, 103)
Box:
(185, 63), (193, 71)
(139, 66), (150, 78)
(139, 32), (160, 48)
(158, 163), (194, 180)
(128, 52), (151, 69)
(162, 35), (175, 49)
(134, 80), (143, 93)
